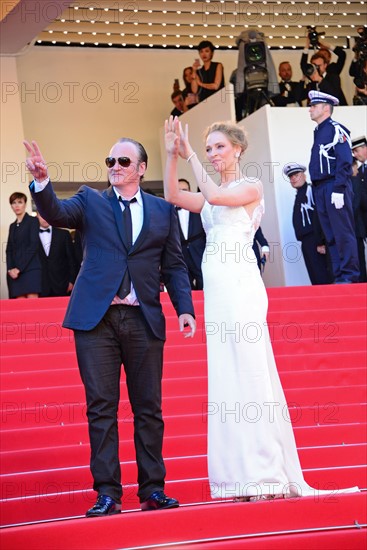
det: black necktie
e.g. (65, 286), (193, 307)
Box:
(39, 228), (50, 233)
(175, 206), (182, 211)
(117, 197), (137, 299)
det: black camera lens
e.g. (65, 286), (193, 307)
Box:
(304, 63), (316, 78)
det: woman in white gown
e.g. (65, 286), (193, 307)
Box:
(164, 117), (358, 501)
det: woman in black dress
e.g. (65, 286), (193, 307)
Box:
(6, 192), (42, 299)
(191, 40), (225, 102)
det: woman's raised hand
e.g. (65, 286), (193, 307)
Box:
(164, 116), (180, 156)
(164, 117), (193, 161)
(23, 140), (48, 181)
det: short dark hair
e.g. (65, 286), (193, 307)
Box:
(171, 90), (183, 101)
(118, 137), (148, 168)
(198, 40), (215, 53)
(9, 192), (27, 204)
(178, 178), (191, 191)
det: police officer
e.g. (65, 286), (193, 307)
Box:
(308, 90), (359, 283)
(284, 162), (332, 285)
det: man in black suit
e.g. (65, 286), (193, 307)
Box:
(176, 178), (206, 290)
(24, 138), (196, 517)
(272, 61), (304, 107)
(37, 212), (76, 297)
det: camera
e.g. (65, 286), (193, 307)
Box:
(304, 63), (317, 78)
(303, 63), (321, 80)
(234, 29), (279, 119)
(307, 26), (324, 49)
(245, 41), (266, 65)
(353, 26), (367, 60)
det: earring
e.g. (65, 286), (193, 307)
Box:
(235, 152), (240, 158)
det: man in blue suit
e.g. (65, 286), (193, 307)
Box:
(24, 138), (196, 517)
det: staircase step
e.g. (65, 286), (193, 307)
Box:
(0, 488), (365, 543)
(2, 444), (366, 501)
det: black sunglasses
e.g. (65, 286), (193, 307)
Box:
(105, 157), (132, 168)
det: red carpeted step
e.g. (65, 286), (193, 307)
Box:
(2, 317), (365, 345)
(3, 348), (366, 376)
(2, 365), (365, 394)
(2, 444), (366, 503)
(0, 491), (366, 548)
(4, 333), (363, 359)
(2, 382), (365, 416)
(2, 384), (365, 434)
(2, 408), (366, 453)
(2, 427), (365, 475)
(1, 467), (365, 528)
(153, 528), (367, 550)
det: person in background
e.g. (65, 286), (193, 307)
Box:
(349, 32), (367, 105)
(308, 90), (359, 283)
(301, 37), (347, 105)
(170, 90), (186, 117)
(272, 62), (304, 107)
(283, 163), (332, 285)
(37, 212), (77, 297)
(175, 178), (206, 290)
(191, 40), (225, 103)
(24, 137), (196, 517)
(6, 192), (41, 299)
(181, 67), (199, 110)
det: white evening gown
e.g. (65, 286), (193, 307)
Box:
(200, 179), (358, 499)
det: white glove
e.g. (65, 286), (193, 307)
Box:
(331, 192), (344, 209)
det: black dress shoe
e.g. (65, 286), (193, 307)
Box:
(86, 495), (122, 517)
(141, 491), (179, 511)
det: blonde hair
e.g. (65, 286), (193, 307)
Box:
(204, 122), (248, 155)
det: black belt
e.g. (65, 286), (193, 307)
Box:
(111, 303), (140, 308)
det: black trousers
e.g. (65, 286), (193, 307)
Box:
(301, 233), (333, 285)
(74, 305), (165, 503)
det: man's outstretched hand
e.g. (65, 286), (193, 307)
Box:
(24, 140), (48, 182)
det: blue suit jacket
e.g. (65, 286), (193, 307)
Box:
(31, 183), (194, 339)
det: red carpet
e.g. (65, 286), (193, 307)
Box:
(1, 284), (366, 548)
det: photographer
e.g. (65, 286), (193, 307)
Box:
(301, 35), (347, 105)
(349, 27), (367, 105)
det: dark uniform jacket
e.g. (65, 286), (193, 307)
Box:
(309, 117), (353, 192)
